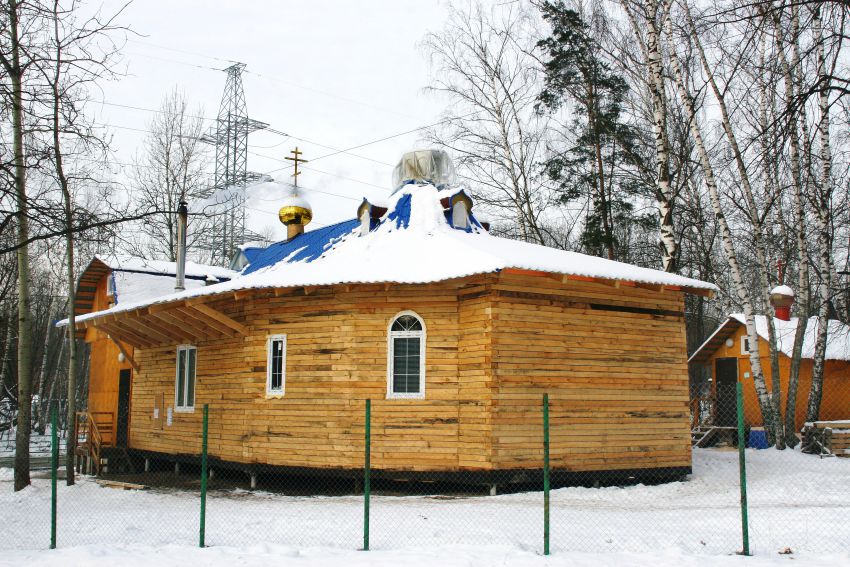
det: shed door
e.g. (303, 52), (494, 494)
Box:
(714, 358), (738, 427)
(116, 369), (131, 447)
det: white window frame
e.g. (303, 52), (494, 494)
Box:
(174, 345), (197, 413)
(387, 310), (426, 400)
(266, 334), (287, 396)
(741, 335), (751, 355)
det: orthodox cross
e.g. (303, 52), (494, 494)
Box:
(284, 147), (308, 187)
(776, 258), (786, 285)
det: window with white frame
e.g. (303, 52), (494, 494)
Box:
(741, 335), (751, 355)
(267, 334), (287, 395)
(175, 345), (197, 411)
(387, 311), (426, 399)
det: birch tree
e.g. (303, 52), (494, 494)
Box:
(806, 5), (834, 422)
(662, 0), (780, 443)
(619, 0), (678, 272)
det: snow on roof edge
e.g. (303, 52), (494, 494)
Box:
(64, 262), (716, 329)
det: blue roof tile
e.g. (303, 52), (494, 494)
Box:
(242, 219), (359, 275)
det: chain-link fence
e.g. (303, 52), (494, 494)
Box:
(1, 390), (849, 557)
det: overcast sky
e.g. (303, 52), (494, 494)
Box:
(96, 0), (453, 241)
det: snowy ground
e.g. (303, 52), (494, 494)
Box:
(1, 448), (848, 566)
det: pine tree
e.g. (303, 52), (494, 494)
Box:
(537, 1), (647, 261)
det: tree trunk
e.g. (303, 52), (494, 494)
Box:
(9, 0), (33, 491)
(662, 1), (776, 439)
(774, 7), (811, 443)
(638, 0), (677, 272)
(806, 7), (832, 424)
(685, 2), (784, 447)
(49, 0), (78, 484)
(34, 297), (55, 435)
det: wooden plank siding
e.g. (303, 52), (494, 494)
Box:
(127, 281), (489, 472)
(111, 272), (693, 475)
(84, 272), (134, 440)
(703, 324), (850, 430)
(490, 272), (692, 473)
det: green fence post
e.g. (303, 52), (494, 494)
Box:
(200, 403), (208, 548)
(50, 404), (58, 550)
(736, 382), (750, 556)
(543, 393), (550, 556)
(363, 399), (371, 551)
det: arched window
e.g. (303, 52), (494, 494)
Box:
(387, 311), (426, 399)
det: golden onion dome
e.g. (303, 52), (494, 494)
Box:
(278, 194), (313, 226)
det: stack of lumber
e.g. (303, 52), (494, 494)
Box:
(801, 420), (850, 457)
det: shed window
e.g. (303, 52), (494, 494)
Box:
(175, 345), (196, 411)
(387, 312), (425, 399)
(741, 336), (750, 355)
(267, 335), (287, 395)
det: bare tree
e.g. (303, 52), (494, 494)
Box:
(0, 0), (41, 491)
(130, 88), (211, 262)
(663, 0), (781, 444)
(41, 0), (129, 484)
(423, 2), (553, 245)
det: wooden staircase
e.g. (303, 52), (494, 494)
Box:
(689, 396), (738, 447)
(75, 412), (113, 475)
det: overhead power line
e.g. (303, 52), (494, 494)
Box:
(127, 38), (420, 121)
(127, 38), (240, 65)
(261, 110), (483, 175)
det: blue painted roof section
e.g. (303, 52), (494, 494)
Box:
(241, 247), (266, 265)
(242, 219), (359, 275)
(385, 193), (412, 229)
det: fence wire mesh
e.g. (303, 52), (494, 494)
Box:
(2, 387), (849, 556)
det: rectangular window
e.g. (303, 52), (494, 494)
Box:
(741, 336), (750, 355)
(392, 336), (421, 394)
(267, 335), (287, 395)
(175, 345), (196, 411)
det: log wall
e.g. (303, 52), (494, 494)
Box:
(128, 281), (494, 472)
(122, 274), (693, 475)
(490, 272), (692, 473)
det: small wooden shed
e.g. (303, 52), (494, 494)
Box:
(66, 178), (715, 485)
(688, 314), (850, 431)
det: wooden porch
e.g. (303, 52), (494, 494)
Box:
(74, 411), (134, 475)
(689, 396), (739, 447)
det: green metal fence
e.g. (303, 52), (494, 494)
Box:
(3, 389), (847, 557)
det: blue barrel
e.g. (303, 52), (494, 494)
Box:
(748, 428), (769, 449)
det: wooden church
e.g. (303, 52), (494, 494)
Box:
(64, 149), (716, 486)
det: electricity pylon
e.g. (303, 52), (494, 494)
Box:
(201, 62), (269, 266)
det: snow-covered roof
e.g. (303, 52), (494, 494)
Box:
(109, 271), (212, 308)
(61, 255), (237, 331)
(93, 254), (236, 281)
(689, 314), (850, 363)
(71, 183), (716, 326)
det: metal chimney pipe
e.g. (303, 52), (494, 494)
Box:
(175, 200), (188, 292)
